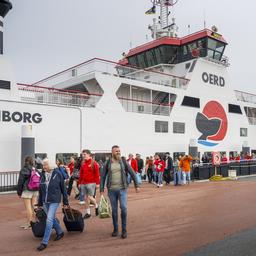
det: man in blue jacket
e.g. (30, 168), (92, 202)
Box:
(100, 145), (139, 239)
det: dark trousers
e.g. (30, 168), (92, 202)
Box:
(164, 169), (171, 184)
(67, 176), (79, 196)
(147, 169), (153, 183)
(108, 189), (127, 232)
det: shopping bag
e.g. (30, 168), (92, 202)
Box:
(98, 195), (111, 218)
(136, 173), (142, 185)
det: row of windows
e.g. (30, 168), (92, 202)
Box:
(155, 121), (185, 134)
(128, 37), (226, 68)
(181, 96), (243, 114)
(155, 120), (248, 137)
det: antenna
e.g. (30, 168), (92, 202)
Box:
(203, 9), (206, 29)
(148, 0), (179, 39)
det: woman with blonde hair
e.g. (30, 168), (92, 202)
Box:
(36, 158), (69, 251)
(17, 156), (39, 229)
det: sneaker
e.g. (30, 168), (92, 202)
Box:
(20, 224), (29, 229)
(54, 232), (64, 241)
(112, 230), (119, 237)
(37, 244), (47, 251)
(159, 184), (163, 187)
(121, 230), (127, 239)
(83, 213), (91, 219)
(79, 201), (85, 205)
(24, 224), (31, 230)
(95, 207), (99, 216)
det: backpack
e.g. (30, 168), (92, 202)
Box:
(58, 166), (69, 180)
(28, 168), (40, 191)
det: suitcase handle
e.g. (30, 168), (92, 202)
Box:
(62, 208), (75, 222)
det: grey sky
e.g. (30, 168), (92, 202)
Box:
(4, 0), (255, 93)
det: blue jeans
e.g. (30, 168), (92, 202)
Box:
(182, 171), (191, 184)
(153, 170), (157, 183)
(157, 172), (163, 185)
(108, 189), (127, 232)
(174, 170), (182, 185)
(42, 203), (63, 245)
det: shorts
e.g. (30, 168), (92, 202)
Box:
(21, 190), (39, 199)
(80, 183), (96, 197)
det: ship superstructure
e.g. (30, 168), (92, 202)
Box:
(1, 0), (256, 171)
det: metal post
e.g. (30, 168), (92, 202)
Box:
(21, 125), (35, 168)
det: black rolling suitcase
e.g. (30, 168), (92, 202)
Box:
(62, 208), (84, 232)
(31, 208), (47, 238)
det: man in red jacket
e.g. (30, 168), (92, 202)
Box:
(79, 149), (100, 219)
(127, 154), (138, 184)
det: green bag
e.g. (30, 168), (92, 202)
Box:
(99, 195), (111, 218)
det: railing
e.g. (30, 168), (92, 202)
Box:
(235, 90), (256, 105)
(0, 171), (19, 192)
(32, 58), (190, 90)
(192, 160), (256, 180)
(118, 97), (173, 116)
(18, 83), (103, 108)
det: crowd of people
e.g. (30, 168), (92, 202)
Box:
(17, 146), (140, 251)
(201, 152), (256, 164)
(20, 148), (256, 251)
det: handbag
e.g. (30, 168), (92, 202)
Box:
(136, 173), (142, 185)
(99, 195), (111, 218)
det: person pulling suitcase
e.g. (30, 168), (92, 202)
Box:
(36, 158), (69, 252)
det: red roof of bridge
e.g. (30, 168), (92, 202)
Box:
(125, 29), (227, 58)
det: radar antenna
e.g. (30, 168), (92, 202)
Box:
(148, 0), (179, 39)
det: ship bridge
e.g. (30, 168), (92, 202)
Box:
(120, 29), (228, 69)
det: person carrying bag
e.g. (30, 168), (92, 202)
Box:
(98, 195), (111, 218)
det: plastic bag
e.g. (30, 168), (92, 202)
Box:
(99, 195), (111, 218)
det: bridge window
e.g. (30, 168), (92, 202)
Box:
(207, 38), (225, 61)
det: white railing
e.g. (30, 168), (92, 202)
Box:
(18, 83), (103, 108)
(235, 90), (256, 105)
(32, 58), (190, 90)
(118, 97), (172, 116)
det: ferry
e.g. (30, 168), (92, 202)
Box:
(1, 0), (256, 172)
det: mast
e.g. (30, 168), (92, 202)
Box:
(148, 0), (179, 39)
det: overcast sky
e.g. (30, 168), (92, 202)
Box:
(4, 0), (255, 93)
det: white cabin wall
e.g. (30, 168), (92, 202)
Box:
(0, 101), (81, 171)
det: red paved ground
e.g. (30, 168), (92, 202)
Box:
(1, 180), (256, 256)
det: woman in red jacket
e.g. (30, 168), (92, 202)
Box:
(154, 154), (165, 188)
